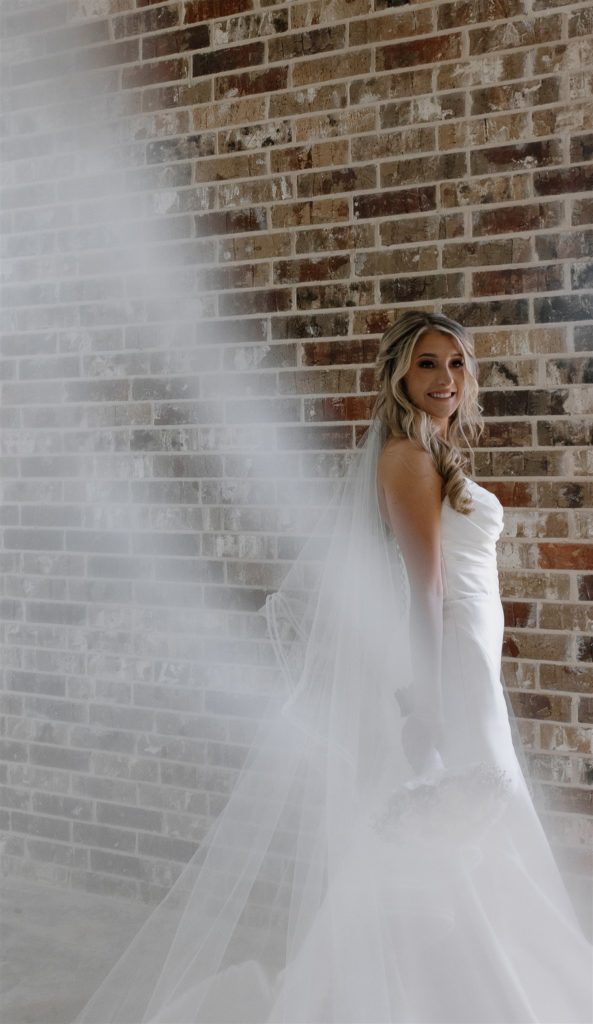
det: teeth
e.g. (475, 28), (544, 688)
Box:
(429, 392), (454, 398)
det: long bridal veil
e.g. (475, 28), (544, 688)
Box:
(73, 418), (582, 1024)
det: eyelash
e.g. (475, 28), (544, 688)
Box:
(418, 360), (464, 369)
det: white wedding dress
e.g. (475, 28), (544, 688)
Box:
(74, 447), (592, 1024)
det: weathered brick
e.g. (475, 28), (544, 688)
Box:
(143, 25), (209, 60)
(195, 208), (267, 236)
(443, 238), (532, 268)
(113, 6), (181, 40)
(472, 265), (564, 296)
(352, 126), (435, 162)
(297, 165), (376, 198)
(122, 58), (188, 90)
(380, 273), (465, 303)
(441, 174), (531, 209)
(183, 0), (253, 22)
(469, 15), (562, 55)
(381, 152), (467, 188)
(355, 247), (438, 276)
(292, 50), (372, 87)
(355, 187), (436, 220)
(509, 692), (572, 723)
(380, 212), (464, 245)
(269, 83), (348, 120)
(212, 8), (288, 44)
(300, 338), (379, 366)
(535, 166), (593, 197)
(471, 139), (563, 176)
(539, 544), (593, 571)
(472, 202), (564, 236)
(377, 33), (463, 71)
(214, 67), (288, 100)
(3, 0), (591, 892)
(273, 255), (350, 285)
(268, 25), (346, 61)
(535, 295), (593, 322)
(271, 140), (350, 173)
(193, 40), (263, 76)
(349, 8), (433, 45)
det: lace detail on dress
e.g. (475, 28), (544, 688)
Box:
(373, 761), (514, 847)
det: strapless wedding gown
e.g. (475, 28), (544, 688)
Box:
(259, 479), (593, 1024)
(74, 477), (592, 1024)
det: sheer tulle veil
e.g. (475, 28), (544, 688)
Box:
(74, 411), (545, 1024)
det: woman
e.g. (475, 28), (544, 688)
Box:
(75, 311), (592, 1024)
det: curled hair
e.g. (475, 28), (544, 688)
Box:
(373, 310), (484, 514)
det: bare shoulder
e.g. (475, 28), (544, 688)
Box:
(377, 436), (443, 586)
(378, 436), (441, 497)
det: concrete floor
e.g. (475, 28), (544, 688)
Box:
(0, 879), (150, 1024)
(1, 873), (591, 1024)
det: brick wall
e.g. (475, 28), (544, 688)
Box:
(0, 0), (591, 904)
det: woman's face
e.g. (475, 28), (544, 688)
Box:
(402, 330), (466, 436)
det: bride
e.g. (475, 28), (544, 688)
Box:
(75, 310), (592, 1024)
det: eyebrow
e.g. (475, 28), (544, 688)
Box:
(416, 352), (464, 358)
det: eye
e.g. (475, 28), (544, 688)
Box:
(417, 359), (464, 369)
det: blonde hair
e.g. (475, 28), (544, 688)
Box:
(373, 310), (484, 514)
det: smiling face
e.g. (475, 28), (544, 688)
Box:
(402, 330), (466, 437)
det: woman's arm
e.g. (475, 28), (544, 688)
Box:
(377, 440), (445, 775)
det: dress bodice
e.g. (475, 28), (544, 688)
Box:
(441, 478), (504, 600)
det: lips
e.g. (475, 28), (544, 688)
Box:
(428, 392), (456, 399)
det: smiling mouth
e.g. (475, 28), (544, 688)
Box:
(428, 392), (456, 399)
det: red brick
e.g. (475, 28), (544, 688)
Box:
(268, 25), (346, 61)
(502, 601), (537, 628)
(442, 300), (530, 326)
(350, 8), (433, 45)
(295, 225), (375, 255)
(183, 0), (253, 22)
(381, 152), (467, 188)
(469, 15), (562, 55)
(471, 139), (563, 176)
(535, 166), (593, 197)
(297, 166), (376, 199)
(195, 208), (267, 236)
(443, 238), (531, 269)
(509, 692), (572, 723)
(271, 198), (350, 229)
(380, 273), (464, 303)
(472, 265), (564, 297)
(273, 255), (350, 285)
(438, 0), (526, 29)
(193, 41), (264, 76)
(296, 281), (374, 310)
(143, 25), (209, 59)
(354, 187), (436, 220)
(535, 295), (593, 323)
(300, 339), (380, 366)
(271, 313), (349, 341)
(472, 202), (563, 236)
(380, 213), (463, 245)
(539, 544), (593, 571)
(377, 33), (463, 71)
(215, 67), (288, 100)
